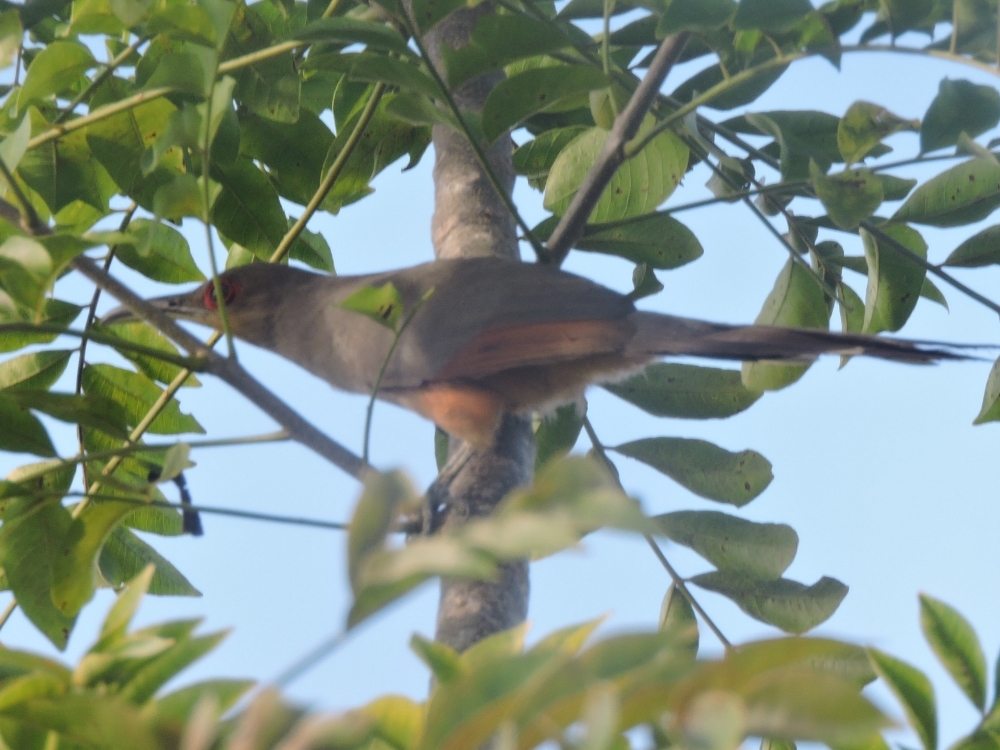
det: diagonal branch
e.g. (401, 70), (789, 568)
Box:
(70, 255), (367, 479)
(544, 32), (690, 267)
(0, 190), (367, 481)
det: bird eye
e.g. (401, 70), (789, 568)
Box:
(203, 279), (238, 311)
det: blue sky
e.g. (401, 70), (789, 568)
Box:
(2, 15), (1000, 747)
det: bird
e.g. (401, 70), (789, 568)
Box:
(104, 257), (967, 450)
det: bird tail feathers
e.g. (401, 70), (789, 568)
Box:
(625, 311), (976, 365)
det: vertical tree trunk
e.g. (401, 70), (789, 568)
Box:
(418, 4), (533, 652)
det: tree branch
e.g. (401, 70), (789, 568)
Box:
(66, 254), (367, 479)
(544, 32), (690, 267)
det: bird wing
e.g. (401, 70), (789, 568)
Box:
(379, 258), (637, 388)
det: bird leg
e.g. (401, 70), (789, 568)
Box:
(421, 439), (477, 534)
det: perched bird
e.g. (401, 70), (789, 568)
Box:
(105, 257), (966, 449)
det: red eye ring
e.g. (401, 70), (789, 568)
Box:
(203, 279), (239, 311)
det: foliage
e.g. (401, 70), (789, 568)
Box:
(0, 0), (998, 746)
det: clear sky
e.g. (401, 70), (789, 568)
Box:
(2, 13), (999, 748)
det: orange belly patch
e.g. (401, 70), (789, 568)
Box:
(391, 384), (503, 448)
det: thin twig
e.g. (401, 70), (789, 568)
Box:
(362, 289), (434, 463)
(582, 417), (732, 651)
(271, 630), (349, 688)
(27, 87), (174, 150)
(54, 37), (147, 125)
(0, 599), (16, 631)
(55, 493), (349, 531)
(270, 83), (388, 264)
(62, 253), (365, 479)
(859, 220), (1000, 318)
(76, 203), (138, 489)
(217, 41), (303, 75)
(545, 32), (691, 267)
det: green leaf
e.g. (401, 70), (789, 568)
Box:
(0, 115), (31, 186)
(482, 65), (608, 143)
(99, 564), (155, 644)
(861, 223), (927, 334)
(462, 457), (652, 560)
(655, 510), (797, 580)
(321, 94), (433, 212)
(733, 0), (813, 32)
(350, 53), (444, 103)
(741, 110), (842, 182)
(120, 630), (228, 704)
(2, 694), (158, 749)
(604, 363), (761, 419)
(975, 354), (1000, 425)
(7, 391), (130, 440)
(544, 125), (689, 222)
(288, 222), (335, 272)
(350, 537), (496, 628)
(226, 5), (300, 122)
(513, 126), (588, 188)
(108, 0), (152, 27)
(894, 157), (1000, 227)
(238, 110), (334, 206)
(99, 526), (200, 596)
(53, 495), (150, 617)
(943, 225), (1000, 267)
(837, 101), (918, 164)
(658, 0), (736, 36)
(17, 40), (94, 110)
(384, 91), (459, 130)
(919, 594), (987, 711)
(441, 14), (571, 87)
(101, 321), (200, 387)
(611, 437), (772, 506)
(0, 394), (56, 456)
(672, 58), (789, 111)
(212, 156), (287, 258)
(0, 10), (23, 70)
(921, 78), (1000, 154)
(340, 281), (404, 330)
(81, 364), (203, 435)
(347, 470), (416, 594)
(0, 498), (76, 648)
(434, 426), (449, 471)
(145, 0), (226, 47)
(86, 78), (183, 212)
(0, 349), (72, 391)
(573, 213), (704, 269)
(741, 258), (830, 391)
(140, 45), (214, 98)
(153, 173), (206, 221)
(810, 163), (883, 230)
(411, 633), (462, 683)
(292, 16), (410, 53)
(152, 679), (253, 724)
(0, 299), (82, 354)
(659, 585), (699, 661)
(535, 402), (584, 470)
(19, 110), (107, 215)
(878, 174), (917, 201)
(867, 648), (937, 750)
(409, 0), (466, 32)
(920, 277), (947, 310)
(691, 572), (848, 634)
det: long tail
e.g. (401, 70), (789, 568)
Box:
(625, 311), (976, 364)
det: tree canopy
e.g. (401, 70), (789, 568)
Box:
(0, 0), (999, 747)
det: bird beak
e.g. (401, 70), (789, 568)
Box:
(100, 287), (205, 326)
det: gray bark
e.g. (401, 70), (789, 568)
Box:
(419, 3), (533, 651)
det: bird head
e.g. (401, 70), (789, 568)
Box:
(102, 263), (321, 345)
